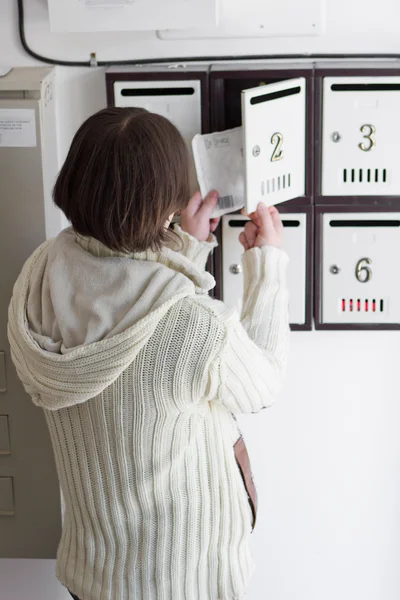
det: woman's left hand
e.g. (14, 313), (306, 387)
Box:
(180, 190), (220, 242)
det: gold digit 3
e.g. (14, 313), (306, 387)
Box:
(359, 124), (375, 152)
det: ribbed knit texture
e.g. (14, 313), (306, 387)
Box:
(8, 226), (289, 600)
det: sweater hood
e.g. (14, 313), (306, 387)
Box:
(8, 228), (214, 410)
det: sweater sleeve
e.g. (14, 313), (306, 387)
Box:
(172, 224), (218, 271)
(212, 245), (290, 414)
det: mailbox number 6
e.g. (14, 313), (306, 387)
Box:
(355, 257), (372, 283)
(359, 124), (375, 152)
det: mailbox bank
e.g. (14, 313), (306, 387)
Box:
(315, 63), (400, 329)
(107, 61), (400, 331)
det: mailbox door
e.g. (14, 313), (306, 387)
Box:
(113, 80), (202, 147)
(113, 79), (203, 196)
(222, 213), (307, 326)
(322, 77), (400, 196)
(321, 212), (400, 324)
(241, 78), (306, 213)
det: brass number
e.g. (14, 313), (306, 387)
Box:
(271, 132), (284, 162)
(355, 258), (372, 283)
(359, 124), (375, 152)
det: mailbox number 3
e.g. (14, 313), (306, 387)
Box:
(359, 124), (376, 152)
(355, 257), (372, 283)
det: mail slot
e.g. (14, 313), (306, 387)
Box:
(315, 207), (400, 329)
(221, 210), (312, 330)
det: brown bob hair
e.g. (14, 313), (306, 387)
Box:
(53, 107), (190, 252)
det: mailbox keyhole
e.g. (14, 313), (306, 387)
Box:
(330, 265), (340, 275)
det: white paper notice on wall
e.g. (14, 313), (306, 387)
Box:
(192, 127), (245, 218)
(48, 0), (217, 32)
(0, 109), (37, 148)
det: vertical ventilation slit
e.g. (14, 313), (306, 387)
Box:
(272, 179), (275, 193)
(278, 176), (281, 191)
(383, 169), (387, 183)
(375, 169), (379, 183)
(283, 174), (286, 189)
(367, 169), (371, 182)
(359, 169), (363, 183)
(340, 297), (385, 315)
(261, 181), (265, 196)
(351, 169), (355, 183)
(288, 173), (291, 187)
(267, 180), (270, 194)
(343, 169), (347, 183)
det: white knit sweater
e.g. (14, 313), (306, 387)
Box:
(8, 226), (289, 600)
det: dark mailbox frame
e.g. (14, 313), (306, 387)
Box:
(315, 204), (400, 331)
(209, 63), (314, 330)
(314, 62), (400, 207)
(213, 204), (314, 331)
(106, 65), (210, 132)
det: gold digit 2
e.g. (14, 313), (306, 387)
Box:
(271, 132), (284, 162)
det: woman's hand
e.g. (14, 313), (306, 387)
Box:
(239, 203), (284, 251)
(180, 190), (220, 242)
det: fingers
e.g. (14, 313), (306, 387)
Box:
(242, 208), (261, 228)
(184, 191), (203, 217)
(241, 203), (283, 249)
(239, 231), (250, 251)
(268, 205), (283, 232)
(198, 190), (219, 219)
(256, 202), (275, 239)
(209, 217), (220, 233)
(243, 221), (258, 248)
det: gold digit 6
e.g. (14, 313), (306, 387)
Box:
(355, 258), (372, 283)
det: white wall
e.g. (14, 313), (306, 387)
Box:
(1, 1), (400, 600)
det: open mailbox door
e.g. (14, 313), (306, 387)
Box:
(241, 78), (306, 213)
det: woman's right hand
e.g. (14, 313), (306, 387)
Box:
(239, 203), (284, 251)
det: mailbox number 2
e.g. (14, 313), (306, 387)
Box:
(359, 124), (375, 152)
(355, 257), (372, 283)
(271, 132), (284, 162)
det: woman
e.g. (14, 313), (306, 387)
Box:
(8, 107), (289, 600)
